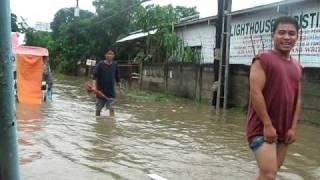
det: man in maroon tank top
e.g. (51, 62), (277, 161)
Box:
(247, 16), (302, 180)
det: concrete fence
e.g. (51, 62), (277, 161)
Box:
(141, 63), (320, 123)
(141, 63), (215, 104)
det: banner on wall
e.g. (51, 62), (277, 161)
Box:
(229, 9), (320, 67)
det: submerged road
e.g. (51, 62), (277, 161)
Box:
(17, 75), (320, 180)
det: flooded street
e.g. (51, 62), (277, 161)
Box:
(17, 75), (320, 180)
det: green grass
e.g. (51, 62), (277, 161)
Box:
(123, 89), (178, 103)
(123, 89), (211, 109)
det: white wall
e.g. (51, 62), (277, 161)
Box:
(176, 23), (216, 64)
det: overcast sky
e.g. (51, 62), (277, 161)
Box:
(10, 0), (282, 26)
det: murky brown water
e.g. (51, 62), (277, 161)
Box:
(17, 75), (320, 180)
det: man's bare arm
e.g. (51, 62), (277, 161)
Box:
(250, 60), (272, 125)
(250, 60), (277, 142)
(92, 80), (97, 90)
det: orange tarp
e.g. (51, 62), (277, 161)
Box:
(16, 54), (44, 104)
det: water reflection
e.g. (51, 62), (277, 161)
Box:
(17, 104), (43, 165)
(89, 117), (117, 161)
(17, 104), (42, 121)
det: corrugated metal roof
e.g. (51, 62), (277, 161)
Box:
(175, 16), (217, 28)
(116, 29), (157, 43)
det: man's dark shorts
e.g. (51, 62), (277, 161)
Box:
(96, 97), (115, 111)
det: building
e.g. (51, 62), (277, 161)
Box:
(175, 0), (320, 67)
(175, 16), (216, 64)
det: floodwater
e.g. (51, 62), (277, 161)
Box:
(17, 75), (320, 180)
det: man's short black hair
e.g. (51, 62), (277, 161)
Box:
(272, 16), (299, 33)
(105, 47), (116, 54)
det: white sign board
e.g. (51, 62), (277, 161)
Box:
(230, 7), (320, 67)
(86, 59), (96, 66)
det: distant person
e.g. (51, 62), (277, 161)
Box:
(92, 48), (121, 116)
(42, 57), (53, 90)
(246, 16), (302, 180)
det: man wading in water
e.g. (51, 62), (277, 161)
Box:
(246, 16), (303, 180)
(92, 48), (121, 117)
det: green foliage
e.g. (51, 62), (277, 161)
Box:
(11, 13), (19, 32)
(50, 8), (94, 38)
(124, 89), (175, 102)
(135, 4), (198, 31)
(27, 1), (200, 75)
(91, 0), (145, 57)
(49, 8), (95, 74)
(25, 29), (52, 47)
(124, 89), (205, 106)
(134, 4), (199, 62)
(183, 46), (202, 63)
(184, 47), (193, 62)
(11, 13), (28, 32)
(175, 6), (199, 18)
(47, 0), (148, 75)
(135, 4), (177, 31)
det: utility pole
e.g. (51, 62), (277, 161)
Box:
(0, 0), (21, 180)
(212, 0), (224, 108)
(75, 0), (80, 17)
(223, 0), (232, 109)
(212, 0), (232, 110)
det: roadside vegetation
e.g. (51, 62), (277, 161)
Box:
(123, 89), (177, 102)
(11, 0), (200, 75)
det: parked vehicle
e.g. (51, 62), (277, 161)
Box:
(12, 32), (53, 104)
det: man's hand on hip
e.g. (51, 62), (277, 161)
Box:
(263, 123), (277, 143)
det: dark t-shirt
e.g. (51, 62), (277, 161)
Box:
(93, 61), (120, 98)
(246, 50), (302, 143)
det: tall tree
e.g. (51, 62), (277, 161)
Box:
(51, 8), (94, 38)
(57, 18), (96, 74)
(90, 0), (146, 57)
(49, 8), (95, 74)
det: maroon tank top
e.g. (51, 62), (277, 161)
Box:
(246, 49), (302, 143)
